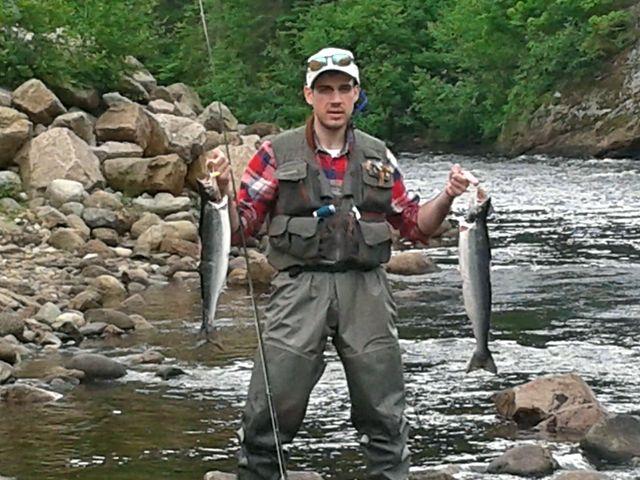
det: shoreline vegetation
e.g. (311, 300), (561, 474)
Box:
(1, 0), (639, 155)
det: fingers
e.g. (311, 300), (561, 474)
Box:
(445, 164), (480, 198)
(204, 148), (229, 173)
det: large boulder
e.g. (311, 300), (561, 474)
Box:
(125, 56), (157, 93)
(16, 127), (104, 192)
(53, 84), (101, 112)
(67, 353), (127, 381)
(0, 106), (32, 167)
(580, 414), (640, 463)
(91, 141), (143, 162)
(46, 179), (85, 207)
(493, 373), (606, 434)
(103, 154), (186, 196)
(198, 101), (238, 132)
(153, 113), (206, 162)
(487, 444), (559, 477)
(0, 87), (11, 107)
(50, 111), (96, 145)
(166, 83), (203, 114)
(12, 79), (66, 125)
(95, 103), (151, 149)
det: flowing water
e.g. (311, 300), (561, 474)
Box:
(1, 154), (639, 479)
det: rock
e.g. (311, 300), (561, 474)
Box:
(91, 275), (127, 307)
(12, 79), (66, 125)
(166, 83), (203, 114)
(493, 373), (605, 429)
(126, 350), (164, 365)
(134, 224), (164, 254)
(0, 198), (21, 211)
(0, 383), (62, 403)
(79, 322), (108, 336)
(143, 110), (171, 157)
(156, 365), (186, 380)
(102, 92), (132, 108)
(91, 141), (143, 161)
(385, 252), (438, 275)
(61, 202), (85, 217)
(67, 353), (127, 380)
(0, 360), (14, 384)
(81, 265), (112, 278)
(92, 228), (119, 247)
(68, 288), (102, 311)
(53, 84), (101, 112)
(0, 339), (20, 365)
(125, 56), (157, 93)
(243, 122), (281, 137)
(0, 87), (11, 106)
(147, 99), (176, 115)
(203, 472), (323, 480)
(83, 190), (122, 210)
(0, 171), (22, 192)
(114, 247), (133, 258)
(132, 193), (191, 216)
(48, 228), (86, 252)
(95, 103), (150, 148)
(198, 101), (238, 132)
(581, 414), (640, 462)
(120, 76), (150, 103)
(103, 154), (186, 196)
(160, 237), (199, 258)
(537, 403), (608, 438)
(55, 311), (85, 328)
(45, 179), (85, 207)
(554, 471), (609, 480)
(35, 302), (62, 325)
(164, 211), (196, 223)
(153, 113), (206, 162)
(131, 212), (163, 238)
(409, 470), (455, 480)
(487, 444), (559, 477)
(247, 249), (276, 285)
(121, 267), (149, 285)
(241, 134), (261, 149)
(79, 239), (116, 258)
(0, 312), (25, 337)
(150, 86), (173, 103)
(167, 256), (198, 277)
(36, 205), (67, 228)
(0, 106), (32, 167)
(15, 127), (104, 193)
(120, 294), (146, 315)
(227, 268), (247, 286)
(84, 309), (134, 330)
(129, 314), (154, 330)
(50, 111), (96, 145)
(164, 220), (198, 242)
(187, 143), (255, 191)
(82, 207), (118, 229)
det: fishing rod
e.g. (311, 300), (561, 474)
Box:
(196, 1), (288, 478)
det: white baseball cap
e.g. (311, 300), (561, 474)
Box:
(305, 47), (360, 88)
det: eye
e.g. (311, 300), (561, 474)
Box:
(338, 85), (353, 94)
(316, 86), (333, 95)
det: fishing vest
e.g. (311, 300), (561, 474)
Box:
(267, 126), (395, 271)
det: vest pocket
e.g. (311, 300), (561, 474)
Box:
(288, 217), (320, 259)
(357, 220), (392, 266)
(360, 162), (393, 212)
(268, 215), (290, 253)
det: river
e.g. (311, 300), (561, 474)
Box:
(1, 154), (639, 479)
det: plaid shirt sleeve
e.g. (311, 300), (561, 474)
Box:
(231, 140), (278, 244)
(386, 149), (430, 244)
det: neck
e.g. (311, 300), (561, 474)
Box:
(313, 115), (348, 150)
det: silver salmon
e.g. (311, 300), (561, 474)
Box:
(196, 176), (230, 339)
(458, 187), (497, 374)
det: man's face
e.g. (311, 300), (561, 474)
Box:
(303, 72), (360, 131)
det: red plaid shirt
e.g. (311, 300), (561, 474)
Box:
(233, 130), (429, 244)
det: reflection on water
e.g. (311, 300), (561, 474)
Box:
(1, 154), (639, 479)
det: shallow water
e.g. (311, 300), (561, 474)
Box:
(1, 154), (639, 479)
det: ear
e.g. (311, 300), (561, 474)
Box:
(303, 86), (313, 106)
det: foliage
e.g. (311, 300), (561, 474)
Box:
(0, 0), (636, 145)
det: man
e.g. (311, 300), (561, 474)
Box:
(207, 47), (475, 480)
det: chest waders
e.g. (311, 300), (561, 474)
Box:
(237, 128), (410, 480)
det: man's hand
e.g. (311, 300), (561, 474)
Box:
(204, 148), (233, 197)
(444, 163), (479, 198)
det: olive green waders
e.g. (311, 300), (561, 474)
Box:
(237, 267), (410, 479)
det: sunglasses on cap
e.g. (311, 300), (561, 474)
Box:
(307, 53), (354, 71)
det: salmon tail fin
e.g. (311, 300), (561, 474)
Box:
(466, 350), (497, 374)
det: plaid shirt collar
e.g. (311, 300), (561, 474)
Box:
(305, 116), (355, 156)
